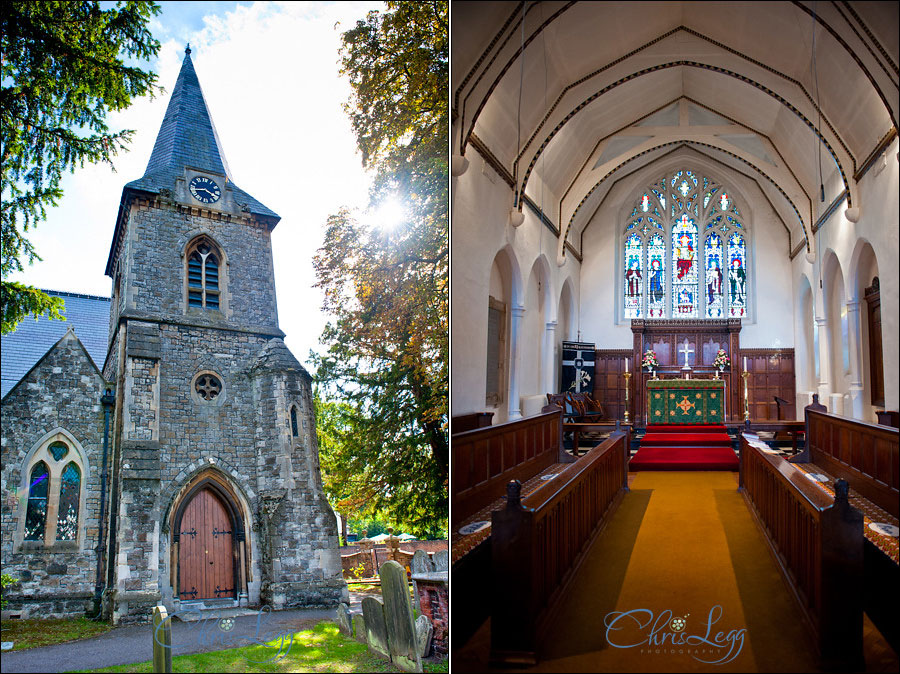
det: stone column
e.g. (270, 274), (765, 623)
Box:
(815, 317), (831, 402)
(544, 321), (558, 395)
(845, 300), (865, 419)
(508, 305), (525, 420)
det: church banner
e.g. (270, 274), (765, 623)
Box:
(561, 341), (596, 394)
(647, 379), (725, 424)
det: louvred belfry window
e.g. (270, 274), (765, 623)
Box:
(187, 239), (221, 310)
(622, 169), (750, 320)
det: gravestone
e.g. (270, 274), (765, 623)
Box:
(353, 613), (367, 643)
(336, 603), (352, 637)
(410, 550), (433, 611)
(380, 560), (422, 672)
(361, 596), (390, 661)
(152, 605), (172, 673)
(433, 549), (449, 572)
(415, 614), (434, 658)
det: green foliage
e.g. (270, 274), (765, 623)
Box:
(314, 1), (448, 540)
(1, 572), (18, 610)
(0, 1), (161, 334)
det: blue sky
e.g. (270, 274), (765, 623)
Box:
(12, 1), (384, 366)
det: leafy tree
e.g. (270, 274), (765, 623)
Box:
(313, 1), (448, 539)
(1, 0), (161, 334)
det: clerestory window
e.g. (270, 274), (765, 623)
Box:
(186, 238), (221, 310)
(623, 169), (749, 320)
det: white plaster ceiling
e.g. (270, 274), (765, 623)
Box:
(453, 1), (899, 255)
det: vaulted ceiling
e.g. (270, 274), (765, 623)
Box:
(452, 1), (898, 259)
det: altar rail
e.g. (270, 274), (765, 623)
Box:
(799, 409), (899, 517)
(741, 436), (864, 670)
(490, 431), (628, 665)
(452, 410), (562, 526)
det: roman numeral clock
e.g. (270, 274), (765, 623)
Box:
(189, 175), (221, 204)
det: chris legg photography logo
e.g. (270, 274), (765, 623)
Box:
(154, 605), (294, 664)
(604, 605), (746, 665)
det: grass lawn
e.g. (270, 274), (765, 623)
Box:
(75, 621), (448, 673)
(0, 617), (113, 651)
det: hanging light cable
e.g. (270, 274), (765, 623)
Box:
(812, 1), (825, 203)
(510, 1), (527, 227)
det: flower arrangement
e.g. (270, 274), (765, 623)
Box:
(713, 349), (730, 371)
(641, 349), (659, 371)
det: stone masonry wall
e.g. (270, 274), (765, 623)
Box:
(0, 333), (108, 618)
(120, 199), (279, 331)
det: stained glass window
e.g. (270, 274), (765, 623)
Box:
(56, 463), (80, 541)
(25, 462), (49, 541)
(49, 441), (68, 461)
(705, 234), (725, 318)
(728, 233), (747, 317)
(672, 215), (698, 316)
(647, 234), (666, 317)
(624, 234), (643, 318)
(623, 170), (748, 320)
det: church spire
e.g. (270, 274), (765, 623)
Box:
(135, 45), (232, 185)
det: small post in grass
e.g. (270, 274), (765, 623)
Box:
(152, 605), (173, 673)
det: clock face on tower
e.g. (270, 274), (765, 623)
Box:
(189, 176), (221, 204)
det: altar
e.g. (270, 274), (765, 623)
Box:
(647, 379), (726, 425)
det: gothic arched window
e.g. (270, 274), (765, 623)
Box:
(20, 434), (87, 547)
(622, 169), (750, 320)
(186, 237), (222, 310)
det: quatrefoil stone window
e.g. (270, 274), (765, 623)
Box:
(195, 374), (222, 400)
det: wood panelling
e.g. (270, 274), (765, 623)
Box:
(591, 350), (630, 420)
(744, 349), (796, 421)
(451, 411), (562, 526)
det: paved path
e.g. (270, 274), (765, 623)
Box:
(2, 605), (341, 673)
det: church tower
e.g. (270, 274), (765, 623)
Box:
(102, 47), (345, 623)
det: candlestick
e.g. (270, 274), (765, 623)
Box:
(623, 371), (632, 424)
(741, 370), (750, 422)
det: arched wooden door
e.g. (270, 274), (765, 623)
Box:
(178, 488), (235, 600)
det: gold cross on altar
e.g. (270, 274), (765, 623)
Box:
(675, 395), (696, 414)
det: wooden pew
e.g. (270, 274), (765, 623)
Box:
(451, 410), (568, 645)
(452, 409), (567, 526)
(790, 409), (899, 653)
(489, 431), (629, 665)
(740, 436), (865, 670)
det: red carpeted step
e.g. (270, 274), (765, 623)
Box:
(645, 424), (727, 433)
(641, 433), (732, 446)
(629, 446), (739, 471)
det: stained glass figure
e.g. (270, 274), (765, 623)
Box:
(641, 194), (650, 212)
(56, 463), (81, 541)
(672, 214), (698, 316)
(720, 193), (729, 211)
(49, 441), (68, 461)
(705, 233), (725, 318)
(624, 234), (643, 318)
(25, 462), (49, 541)
(648, 234), (666, 317)
(728, 233), (747, 317)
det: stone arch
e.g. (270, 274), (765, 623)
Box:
(162, 466), (255, 607)
(822, 249), (849, 411)
(521, 254), (554, 404)
(796, 273), (816, 394)
(847, 239), (881, 419)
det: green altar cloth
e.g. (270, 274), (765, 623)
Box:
(647, 379), (725, 424)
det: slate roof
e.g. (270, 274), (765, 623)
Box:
(1, 290), (111, 399)
(252, 338), (310, 378)
(123, 47), (278, 220)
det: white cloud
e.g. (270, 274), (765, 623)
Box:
(10, 1), (382, 367)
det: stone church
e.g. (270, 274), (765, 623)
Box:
(451, 1), (897, 670)
(1, 47), (346, 623)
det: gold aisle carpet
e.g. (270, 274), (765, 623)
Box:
(453, 472), (821, 673)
